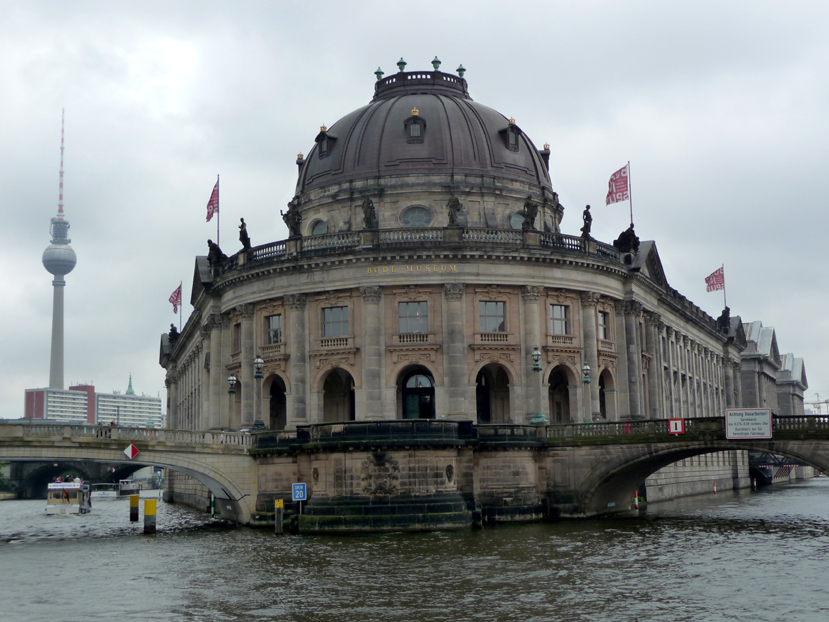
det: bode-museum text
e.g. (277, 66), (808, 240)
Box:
(367, 264), (457, 275)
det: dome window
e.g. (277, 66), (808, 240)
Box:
(311, 220), (328, 235)
(314, 125), (337, 160)
(401, 205), (433, 228)
(404, 108), (426, 144)
(499, 119), (522, 153)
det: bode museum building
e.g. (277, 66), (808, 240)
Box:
(159, 61), (792, 530)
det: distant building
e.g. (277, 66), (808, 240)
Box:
(23, 376), (163, 428)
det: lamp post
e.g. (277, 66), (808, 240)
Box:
(582, 362), (591, 423)
(227, 372), (237, 394)
(529, 346), (547, 424)
(254, 354), (264, 379)
(253, 355), (264, 427)
(582, 362), (591, 385)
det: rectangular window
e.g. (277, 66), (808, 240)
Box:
(550, 304), (569, 335)
(232, 323), (241, 352)
(266, 314), (282, 344)
(410, 124), (421, 138)
(399, 301), (428, 333)
(598, 311), (609, 340)
(479, 301), (506, 332)
(323, 306), (349, 338)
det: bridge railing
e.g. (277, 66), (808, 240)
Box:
(298, 420), (472, 445)
(5, 423), (252, 448)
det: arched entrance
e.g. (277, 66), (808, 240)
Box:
(598, 368), (616, 420)
(232, 379), (242, 430)
(322, 368), (355, 423)
(269, 375), (287, 431)
(548, 366), (570, 423)
(399, 367), (436, 419)
(475, 364), (510, 423)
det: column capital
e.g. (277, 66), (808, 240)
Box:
(623, 300), (642, 316)
(665, 326), (674, 338)
(644, 311), (663, 328)
(444, 283), (465, 301)
(580, 291), (601, 306)
(522, 285), (543, 302)
(286, 293), (306, 310)
(236, 303), (255, 319)
(200, 324), (212, 340)
(360, 286), (382, 304)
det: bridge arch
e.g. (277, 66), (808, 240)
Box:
(576, 440), (829, 517)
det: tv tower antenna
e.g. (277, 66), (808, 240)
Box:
(42, 109), (77, 389)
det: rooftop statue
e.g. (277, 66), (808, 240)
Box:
(169, 324), (179, 343)
(717, 306), (731, 334)
(281, 204), (302, 237)
(207, 239), (227, 266)
(521, 197), (538, 231)
(580, 205), (593, 239)
(612, 223), (640, 254)
(239, 218), (251, 250)
(362, 197), (378, 230)
(447, 197), (462, 226)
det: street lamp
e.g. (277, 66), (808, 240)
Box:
(531, 345), (542, 372)
(582, 362), (591, 385)
(227, 372), (237, 394)
(254, 354), (264, 379)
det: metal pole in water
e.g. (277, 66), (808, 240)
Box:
(144, 499), (157, 534)
(129, 494), (139, 522)
(274, 499), (283, 535)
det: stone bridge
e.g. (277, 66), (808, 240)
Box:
(0, 423), (257, 523)
(3, 416), (828, 528)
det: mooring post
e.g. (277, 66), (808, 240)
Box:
(274, 498), (284, 535)
(129, 494), (139, 522)
(144, 499), (157, 534)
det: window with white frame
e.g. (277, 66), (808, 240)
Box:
(479, 301), (506, 332)
(598, 311), (610, 340)
(323, 306), (349, 338)
(266, 314), (282, 344)
(399, 301), (428, 334)
(550, 304), (569, 335)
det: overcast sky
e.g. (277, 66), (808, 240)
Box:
(2, 0), (828, 420)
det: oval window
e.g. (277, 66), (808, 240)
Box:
(311, 220), (328, 235)
(401, 206), (433, 228)
(510, 212), (525, 229)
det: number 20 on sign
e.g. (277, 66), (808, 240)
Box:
(668, 419), (685, 435)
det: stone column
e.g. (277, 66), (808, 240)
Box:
(644, 312), (663, 419)
(665, 327), (675, 417)
(613, 301), (630, 418)
(220, 316), (232, 429)
(522, 286), (544, 420)
(208, 314), (223, 429)
(239, 304), (255, 428)
(287, 294), (307, 426)
(165, 373), (177, 429)
(734, 364), (743, 408)
(624, 300), (643, 419)
(580, 292), (601, 420)
(724, 358), (734, 409)
(443, 283), (467, 418)
(360, 286), (383, 420)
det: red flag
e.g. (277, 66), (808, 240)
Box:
(169, 284), (182, 313)
(206, 180), (219, 222)
(705, 267), (725, 292)
(605, 164), (630, 205)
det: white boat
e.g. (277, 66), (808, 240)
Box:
(119, 479), (140, 497)
(46, 481), (91, 515)
(90, 483), (120, 501)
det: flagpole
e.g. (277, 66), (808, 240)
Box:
(627, 161), (634, 227)
(179, 281), (183, 332)
(216, 174), (220, 246)
(722, 264), (727, 309)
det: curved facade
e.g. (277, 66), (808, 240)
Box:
(160, 66), (748, 529)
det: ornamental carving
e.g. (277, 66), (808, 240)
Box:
(395, 285), (431, 301)
(444, 283), (465, 301)
(391, 349), (439, 365)
(235, 303), (254, 319)
(599, 357), (616, 374)
(360, 286), (382, 304)
(200, 324), (212, 340)
(257, 300), (284, 317)
(522, 286), (542, 302)
(549, 289), (572, 304)
(580, 291), (601, 306)
(644, 311), (662, 327)
(546, 352), (578, 369)
(361, 451), (400, 497)
(614, 300), (626, 314)
(623, 300), (642, 316)
(665, 326), (674, 338)
(286, 293), (306, 309)
(317, 291), (350, 308)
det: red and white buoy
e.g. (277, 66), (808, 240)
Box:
(634, 490), (639, 509)
(753, 478), (757, 491)
(713, 481), (717, 494)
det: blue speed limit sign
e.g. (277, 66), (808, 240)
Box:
(292, 483), (307, 501)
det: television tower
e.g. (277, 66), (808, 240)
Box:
(42, 110), (77, 389)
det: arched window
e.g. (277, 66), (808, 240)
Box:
(400, 369), (435, 419)
(401, 205), (433, 228)
(311, 220), (328, 235)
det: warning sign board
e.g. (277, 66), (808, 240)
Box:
(123, 444), (140, 459)
(668, 419), (685, 435)
(725, 408), (772, 440)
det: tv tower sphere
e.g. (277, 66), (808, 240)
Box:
(42, 219), (77, 276)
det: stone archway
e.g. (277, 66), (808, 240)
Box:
(322, 368), (355, 423)
(475, 363), (510, 424)
(398, 366), (436, 419)
(267, 375), (287, 431)
(598, 368), (616, 420)
(548, 366), (572, 423)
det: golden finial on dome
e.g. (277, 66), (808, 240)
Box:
(297, 152), (304, 159)
(543, 143), (550, 150)
(320, 124), (327, 132)
(411, 107), (419, 116)
(508, 117), (516, 125)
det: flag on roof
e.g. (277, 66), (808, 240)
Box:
(169, 284), (182, 313)
(605, 164), (630, 205)
(705, 267), (725, 292)
(206, 179), (219, 222)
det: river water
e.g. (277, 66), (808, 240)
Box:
(2, 480), (828, 622)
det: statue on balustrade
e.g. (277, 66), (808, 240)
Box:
(612, 223), (640, 253)
(239, 218), (251, 250)
(447, 197), (463, 226)
(362, 197), (378, 230)
(207, 239), (227, 266)
(522, 197), (538, 231)
(580, 205), (593, 239)
(281, 203), (302, 237)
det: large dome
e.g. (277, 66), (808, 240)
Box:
(296, 69), (553, 196)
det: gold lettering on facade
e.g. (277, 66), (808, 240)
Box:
(407, 266), (414, 272)
(370, 264), (458, 275)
